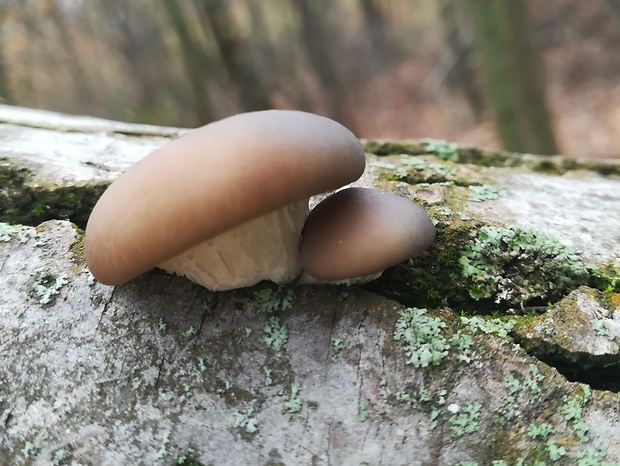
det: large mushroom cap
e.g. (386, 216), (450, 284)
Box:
(299, 187), (435, 281)
(85, 110), (365, 285)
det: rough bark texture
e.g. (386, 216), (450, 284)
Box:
(1, 105), (620, 465)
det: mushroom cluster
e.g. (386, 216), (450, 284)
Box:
(85, 110), (435, 290)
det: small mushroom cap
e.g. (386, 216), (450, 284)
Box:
(299, 187), (435, 281)
(85, 110), (365, 285)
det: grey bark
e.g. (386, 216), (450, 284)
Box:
(1, 105), (620, 465)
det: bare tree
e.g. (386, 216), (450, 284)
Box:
(161, 0), (213, 124)
(290, 0), (355, 129)
(469, 0), (558, 155)
(359, 0), (391, 63)
(437, 0), (484, 120)
(0, 4), (14, 104)
(43, 0), (91, 106)
(196, 0), (271, 112)
(603, 0), (620, 30)
(90, 0), (180, 124)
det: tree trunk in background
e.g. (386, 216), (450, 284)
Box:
(604, 0), (620, 30)
(291, 0), (356, 131)
(0, 10), (14, 105)
(469, 0), (558, 155)
(96, 0), (167, 124)
(161, 0), (213, 124)
(44, 0), (91, 108)
(437, 0), (484, 120)
(197, 0), (271, 112)
(359, 0), (391, 63)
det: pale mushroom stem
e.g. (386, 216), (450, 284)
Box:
(158, 201), (309, 291)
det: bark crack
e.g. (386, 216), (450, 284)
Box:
(325, 420), (332, 466)
(154, 357), (166, 390)
(96, 287), (116, 332)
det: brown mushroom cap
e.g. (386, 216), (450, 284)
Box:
(299, 188), (435, 281)
(85, 110), (365, 285)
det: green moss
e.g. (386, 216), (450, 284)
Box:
(0, 160), (108, 228)
(372, 154), (462, 185)
(365, 215), (489, 310)
(363, 139), (518, 167)
(532, 159), (562, 174)
(588, 261), (620, 293)
(362, 139), (428, 156)
(363, 139), (620, 177)
(69, 225), (86, 266)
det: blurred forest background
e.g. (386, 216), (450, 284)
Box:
(1, 0), (619, 158)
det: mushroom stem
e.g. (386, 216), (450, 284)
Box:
(159, 200), (308, 290)
(295, 270), (383, 286)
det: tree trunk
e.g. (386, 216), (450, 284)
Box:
(0, 9), (13, 105)
(437, 0), (485, 120)
(604, 0), (620, 30)
(161, 0), (213, 124)
(1, 105), (620, 464)
(469, 0), (559, 154)
(44, 0), (91, 108)
(197, 0), (271, 112)
(291, 0), (356, 130)
(93, 0), (169, 124)
(358, 0), (392, 64)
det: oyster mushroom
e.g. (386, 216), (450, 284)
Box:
(298, 187), (435, 284)
(85, 110), (365, 290)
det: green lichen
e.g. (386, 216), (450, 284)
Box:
(561, 386), (591, 443)
(526, 422), (554, 440)
(262, 317), (288, 351)
(469, 184), (505, 202)
(448, 401), (482, 437)
(175, 448), (204, 466)
(459, 225), (589, 305)
(279, 382), (302, 413)
(0, 222), (29, 242)
(254, 286), (295, 313)
(421, 139), (461, 162)
(546, 441), (567, 460)
(461, 316), (515, 338)
(358, 400), (369, 421)
(591, 320), (615, 339)
(51, 449), (72, 465)
(32, 271), (69, 304)
(330, 336), (346, 361)
(263, 367), (273, 386)
(232, 408), (259, 434)
(331, 337), (345, 353)
(393, 307), (450, 367)
(21, 439), (37, 459)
